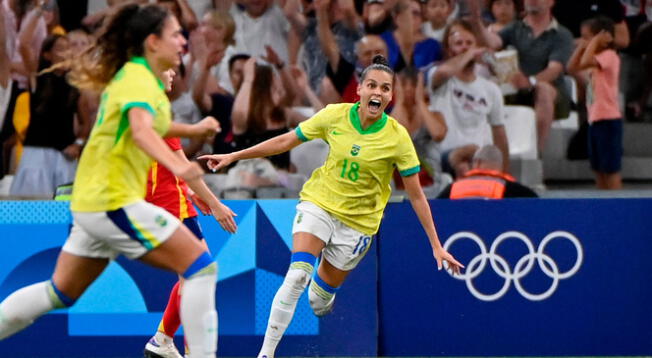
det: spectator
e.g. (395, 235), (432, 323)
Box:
(487, 0), (520, 34)
(568, 16), (623, 189)
(1, 0), (48, 177)
(10, 34), (91, 197)
(363, 0), (396, 34)
(428, 20), (509, 178)
(156, 0), (199, 32)
(318, 3), (389, 103)
(554, 0), (629, 48)
(392, 66), (450, 193)
(0, 8), (12, 150)
(381, 0), (443, 71)
(227, 57), (306, 188)
(230, 0), (291, 64)
(438, 144), (538, 198)
(422, 0), (454, 42)
(192, 46), (249, 157)
(471, 0), (575, 152)
(284, 0), (362, 94)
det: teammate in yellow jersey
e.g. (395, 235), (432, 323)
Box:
(0, 5), (221, 358)
(200, 55), (465, 358)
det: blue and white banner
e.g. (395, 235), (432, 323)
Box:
(0, 200), (377, 357)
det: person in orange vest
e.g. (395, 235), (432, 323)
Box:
(437, 145), (538, 199)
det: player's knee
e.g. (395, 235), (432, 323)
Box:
(285, 267), (311, 291)
(182, 252), (217, 280)
(285, 252), (317, 290)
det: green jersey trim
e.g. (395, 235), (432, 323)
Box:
(130, 56), (165, 91)
(349, 102), (388, 135)
(399, 165), (421, 177)
(295, 126), (309, 142)
(115, 102), (154, 145)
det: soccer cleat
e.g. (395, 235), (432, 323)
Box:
(143, 336), (183, 358)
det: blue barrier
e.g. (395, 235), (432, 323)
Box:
(379, 199), (652, 356)
(0, 200), (377, 357)
(1, 199), (651, 357)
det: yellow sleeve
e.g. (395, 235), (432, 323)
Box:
(394, 126), (421, 176)
(295, 104), (339, 142)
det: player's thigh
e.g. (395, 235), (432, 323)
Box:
(139, 223), (207, 275)
(291, 201), (333, 257)
(322, 222), (374, 273)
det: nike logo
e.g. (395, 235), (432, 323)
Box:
(331, 130), (342, 135)
(280, 300), (291, 305)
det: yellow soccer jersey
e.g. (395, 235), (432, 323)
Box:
(71, 57), (171, 212)
(296, 102), (420, 235)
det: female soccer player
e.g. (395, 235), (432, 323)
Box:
(0, 5), (220, 358)
(144, 68), (237, 358)
(200, 55), (464, 358)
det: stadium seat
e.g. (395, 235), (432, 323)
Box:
(502, 105), (538, 160)
(0, 175), (13, 197)
(552, 76), (579, 130)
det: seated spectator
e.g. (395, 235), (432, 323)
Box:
(10, 34), (90, 197)
(422, 0), (454, 42)
(381, 0), (443, 71)
(487, 0), (520, 34)
(438, 145), (538, 198)
(471, 0), (574, 152)
(392, 66), (449, 192)
(428, 20), (509, 178)
(568, 16), (623, 189)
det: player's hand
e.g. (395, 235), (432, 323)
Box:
(188, 190), (211, 215)
(210, 201), (238, 233)
(175, 161), (204, 182)
(433, 246), (464, 275)
(193, 116), (220, 140)
(198, 153), (236, 172)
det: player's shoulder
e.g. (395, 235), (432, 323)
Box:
(384, 115), (412, 139)
(321, 102), (355, 115)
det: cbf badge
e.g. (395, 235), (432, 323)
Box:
(351, 144), (361, 156)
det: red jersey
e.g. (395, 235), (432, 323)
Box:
(145, 137), (198, 219)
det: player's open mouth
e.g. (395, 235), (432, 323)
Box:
(368, 99), (382, 111)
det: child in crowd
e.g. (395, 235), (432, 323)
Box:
(487, 0), (519, 34)
(568, 16), (623, 189)
(422, 0), (453, 42)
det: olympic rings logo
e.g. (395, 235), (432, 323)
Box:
(443, 231), (583, 302)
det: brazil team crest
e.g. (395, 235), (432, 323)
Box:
(351, 144), (361, 156)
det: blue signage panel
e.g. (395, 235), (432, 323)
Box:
(378, 199), (652, 356)
(0, 200), (377, 357)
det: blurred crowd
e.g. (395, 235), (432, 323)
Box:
(1, 0), (651, 198)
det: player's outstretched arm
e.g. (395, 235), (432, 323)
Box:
(199, 131), (302, 172)
(173, 150), (238, 233)
(401, 174), (464, 274)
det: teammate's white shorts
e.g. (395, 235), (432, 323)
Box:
(62, 201), (180, 260)
(292, 201), (373, 271)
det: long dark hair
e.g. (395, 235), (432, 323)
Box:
(68, 3), (170, 91)
(247, 64), (285, 134)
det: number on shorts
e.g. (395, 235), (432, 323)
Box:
(353, 236), (371, 255)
